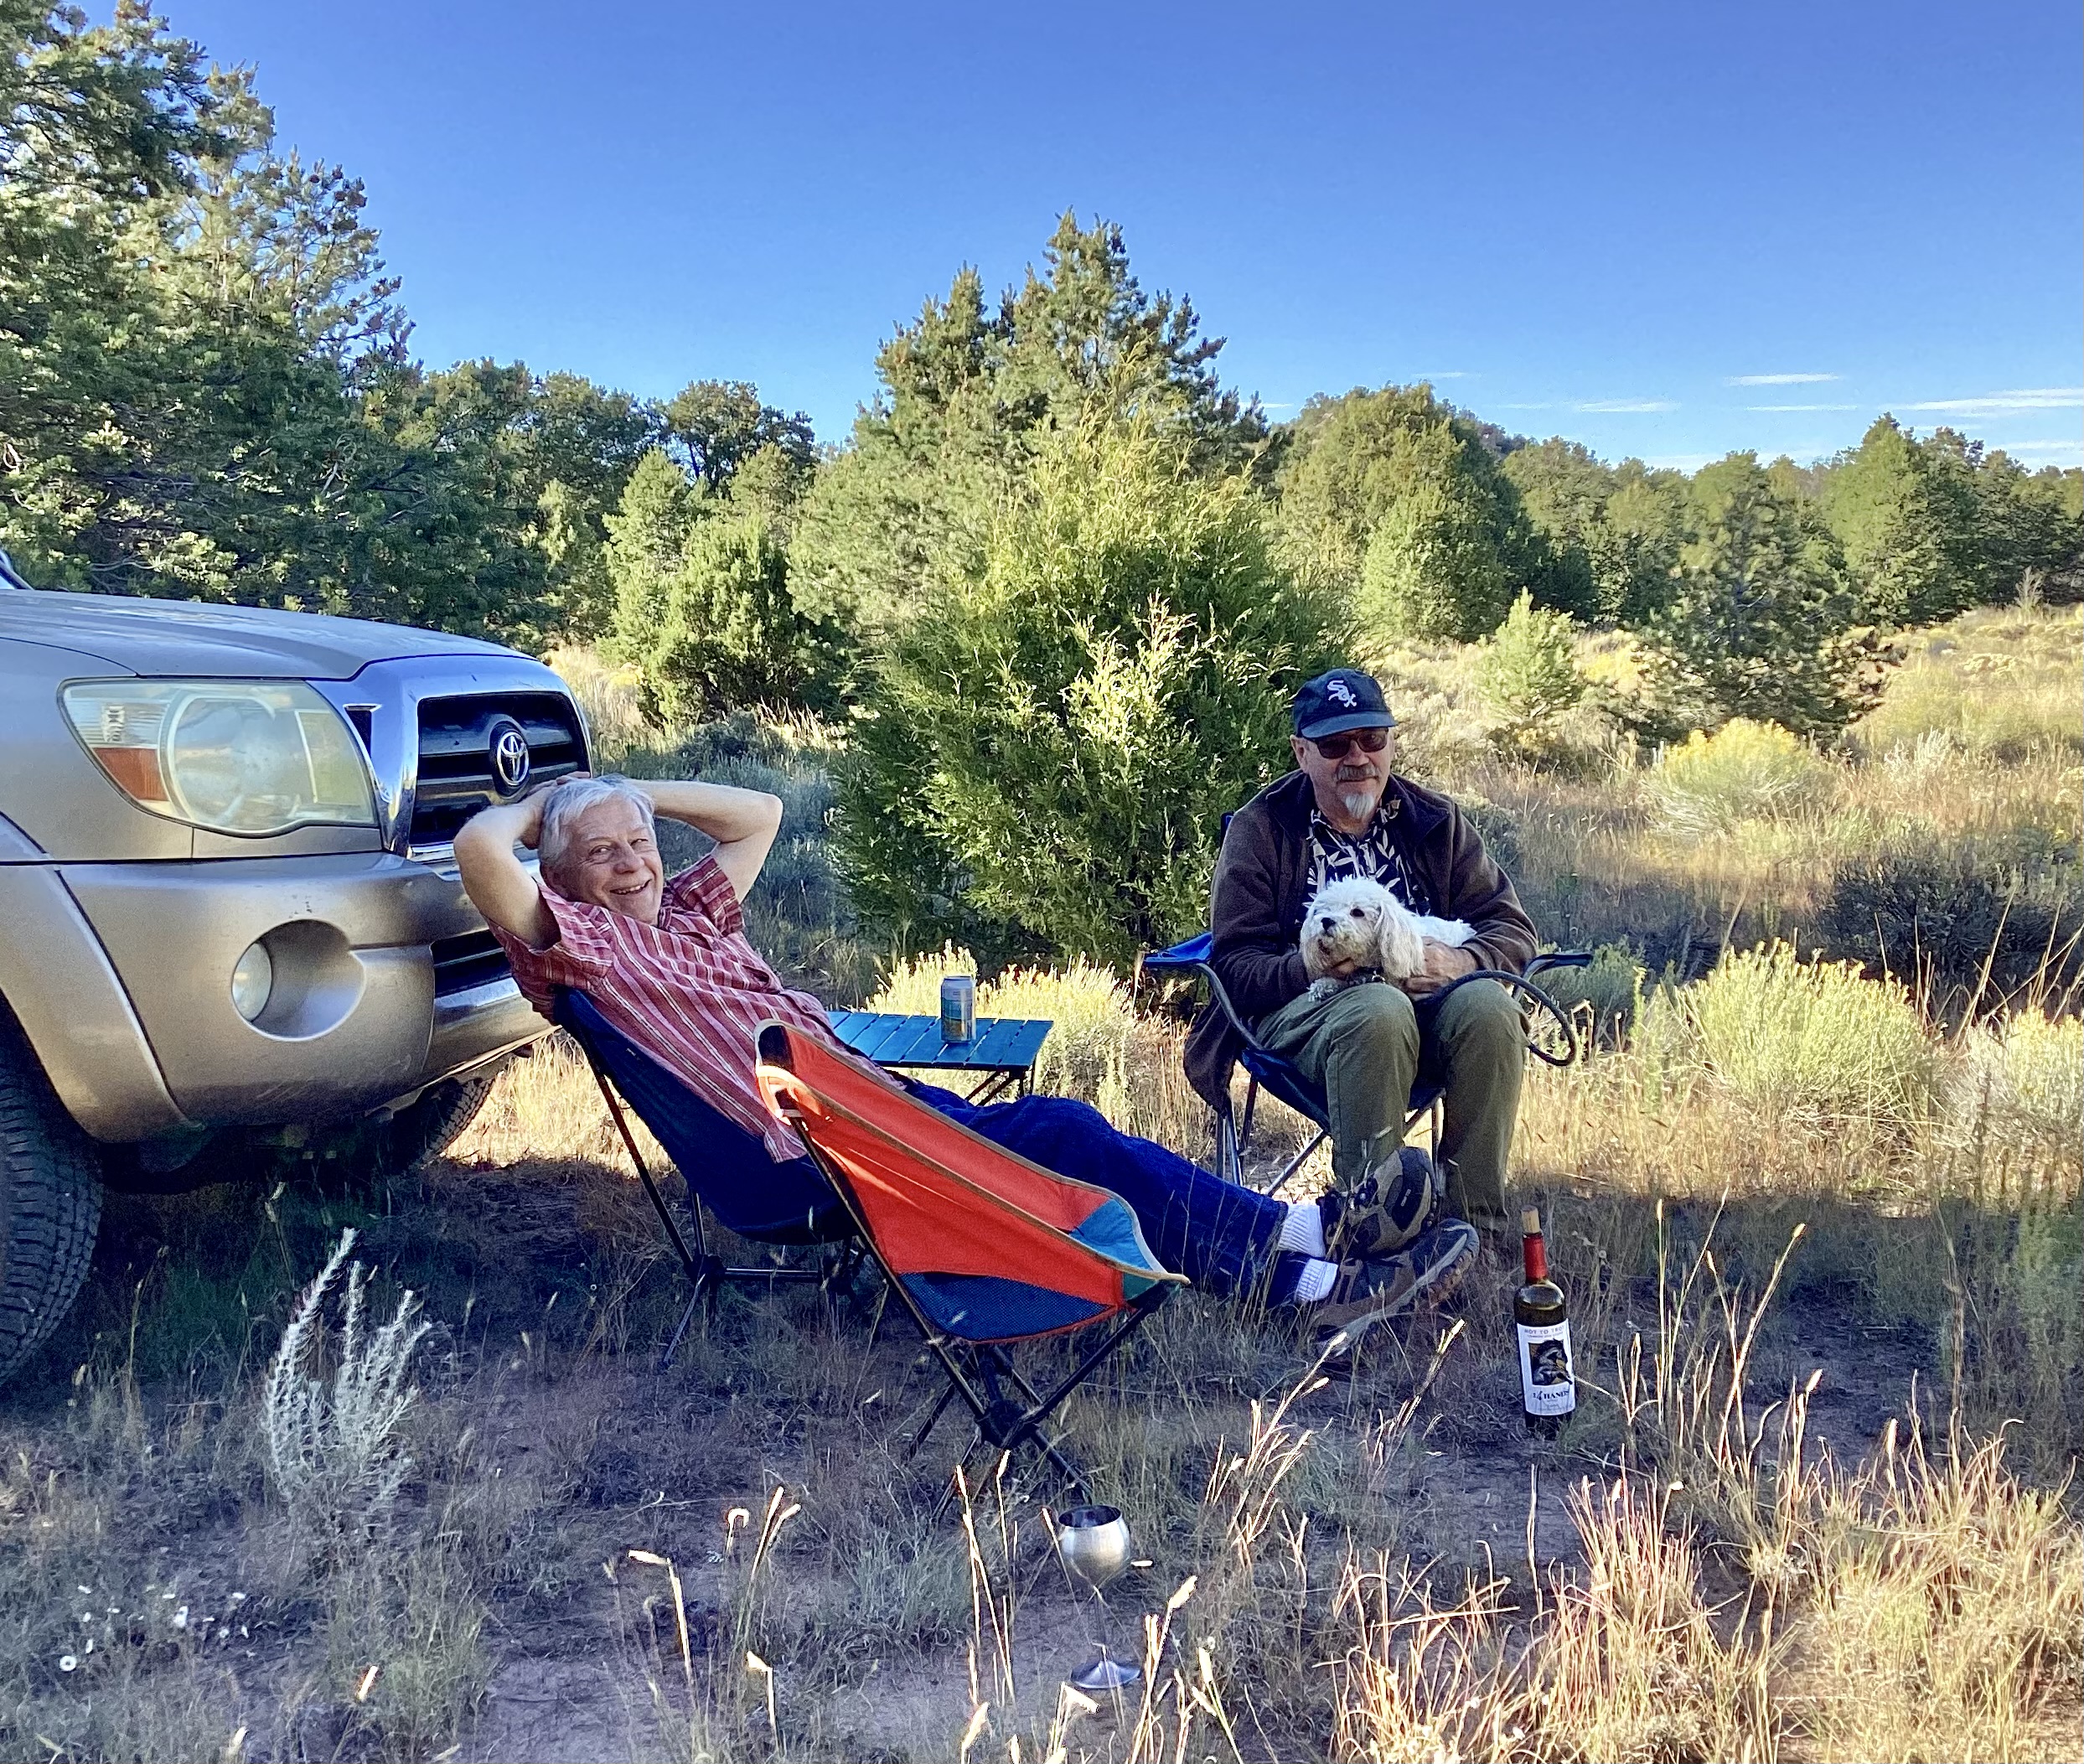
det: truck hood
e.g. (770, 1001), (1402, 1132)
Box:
(0, 588), (520, 680)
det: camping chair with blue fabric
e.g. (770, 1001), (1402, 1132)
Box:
(554, 989), (860, 1372)
(754, 1019), (1186, 1505)
(1140, 934), (1590, 1194)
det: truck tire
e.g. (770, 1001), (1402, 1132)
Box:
(386, 1068), (499, 1169)
(0, 1028), (104, 1385)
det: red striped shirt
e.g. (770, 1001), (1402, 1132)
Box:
(494, 857), (870, 1161)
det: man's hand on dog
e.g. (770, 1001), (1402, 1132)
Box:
(1400, 940), (1479, 996)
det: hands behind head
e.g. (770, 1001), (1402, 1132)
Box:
(513, 771), (591, 849)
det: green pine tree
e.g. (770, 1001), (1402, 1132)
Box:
(838, 416), (1340, 965)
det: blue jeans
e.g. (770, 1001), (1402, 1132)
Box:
(909, 1084), (1286, 1299)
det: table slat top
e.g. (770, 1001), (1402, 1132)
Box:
(828, 1010), (1052, 1073)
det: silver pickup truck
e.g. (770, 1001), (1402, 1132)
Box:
(0, 553), (588, 1381)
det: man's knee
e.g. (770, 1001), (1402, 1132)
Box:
(1433, 978), (1521, 1053)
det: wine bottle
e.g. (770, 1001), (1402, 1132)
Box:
(1514, 1206), (1575, 1436)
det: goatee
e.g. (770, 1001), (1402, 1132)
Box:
(1340, 788), (1378, 821)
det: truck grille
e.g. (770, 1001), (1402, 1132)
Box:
(431, 929), (512, 996)
(408, 692), (587, 851)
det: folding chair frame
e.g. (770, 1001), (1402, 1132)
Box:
(567, 1024), (846, 1372)
(758, 1032), (1175, 1509)
(1145, 943), (1591, 1195)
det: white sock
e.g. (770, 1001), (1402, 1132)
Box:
(1290, 1258), (1337, 1303)
(1280, 1200), (1327, 1260)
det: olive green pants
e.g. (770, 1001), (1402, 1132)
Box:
(1255, 978), (1523, 1230)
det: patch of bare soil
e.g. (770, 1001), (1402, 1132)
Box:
(6, 1148), (1955, 1764)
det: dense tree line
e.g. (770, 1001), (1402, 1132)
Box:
(6, 4), (2080, 952)
(0, 2), (811, 652)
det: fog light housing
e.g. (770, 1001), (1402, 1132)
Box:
(230, 941), (274, 1022)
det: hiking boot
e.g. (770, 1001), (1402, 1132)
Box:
(1309, 1220), (1481, 1352)
(1319, 1146), (1445, 1262)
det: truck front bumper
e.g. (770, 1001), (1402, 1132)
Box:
(10, 852), (548, 1141)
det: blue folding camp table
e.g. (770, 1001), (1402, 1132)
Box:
(826, 1011), (1053, 1102)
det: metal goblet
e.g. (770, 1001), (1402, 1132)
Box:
(1055, 1503), (1140, 1691)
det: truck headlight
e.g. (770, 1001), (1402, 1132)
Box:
(61, 680), (375, 836)
(230, 941), (274, 1022)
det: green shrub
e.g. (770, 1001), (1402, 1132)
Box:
(1647, 719), (1832, 835)
(1679, 943), (1941, 1130)
(837, 416), (1340, 966)
(1643, 453), (1889, 735)
(606, 453), (840, 722)
(1818, 835), (2081, 1019)
(1533, 942), (1646, 1043)
(1949, 1009), (2083, 1172)
(1476, 591), (1586, 761)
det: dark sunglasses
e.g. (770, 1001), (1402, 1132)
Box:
(1310, 726), (1391, 761)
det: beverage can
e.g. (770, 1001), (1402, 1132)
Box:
(939, 975), (976, 1044)
(1516, 1319), (1576, 1419)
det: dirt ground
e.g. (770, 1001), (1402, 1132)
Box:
(0, 1129), (1957, 1764)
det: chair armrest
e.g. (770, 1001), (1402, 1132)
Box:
(1138, 947), (1270, 1054)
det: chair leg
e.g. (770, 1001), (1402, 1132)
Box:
(908, 1376), (963, 1461)
(932, 1425), (987, 1522)
(1264, 1126), (1329, 1197)
(659, 1276), (708, 1373)
(1215, 1108), (1241, 1187)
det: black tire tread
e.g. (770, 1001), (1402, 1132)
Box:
(390, 1068), (499, 1168)
(0, 1033), (105, 1385)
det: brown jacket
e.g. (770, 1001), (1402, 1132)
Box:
(1182, 769), (1539, 1108)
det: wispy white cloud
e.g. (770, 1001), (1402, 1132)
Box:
(1577, 398), (1679, 413)
(1991, 438), (2083, 456)
(1901, 388), (2083, 416)
(1747, 402), (1859, 411)
(1415, 370), (1471, 380)
(1727, 372), (1838, 385)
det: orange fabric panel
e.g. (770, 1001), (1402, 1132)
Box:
(755, 1027), (1135, 1311)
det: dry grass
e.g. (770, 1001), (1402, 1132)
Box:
(1, 607), (2076, 1760)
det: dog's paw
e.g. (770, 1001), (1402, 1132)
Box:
(1306, 975), (1341, 1001)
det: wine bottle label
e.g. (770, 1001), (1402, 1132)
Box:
(1517, 1319), (1576, 1417)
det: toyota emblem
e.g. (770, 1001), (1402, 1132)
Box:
(488, 720), (532, 794)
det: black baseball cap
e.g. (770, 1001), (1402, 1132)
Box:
(1293, 669), (1394, 741)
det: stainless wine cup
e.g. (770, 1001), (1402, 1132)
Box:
(1055, 1503), (1139, 1690)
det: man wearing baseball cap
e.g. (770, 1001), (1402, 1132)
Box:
(1184, 666), (1538, 1266)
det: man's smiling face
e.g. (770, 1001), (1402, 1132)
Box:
(559, 795), (665, 923)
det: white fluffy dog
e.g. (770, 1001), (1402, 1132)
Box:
(1301, 876), (1475, 997)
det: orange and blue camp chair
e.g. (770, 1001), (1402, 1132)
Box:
(556, 990), (855, 1371)
(755, 1020), (1187, 1502)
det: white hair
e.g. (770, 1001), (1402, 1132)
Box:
(537, 774), (654, 894)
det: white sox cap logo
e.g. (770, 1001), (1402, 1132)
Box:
(1326, 678), (1357, 708)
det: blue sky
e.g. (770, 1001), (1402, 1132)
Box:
(169, 0), (2081, 469)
